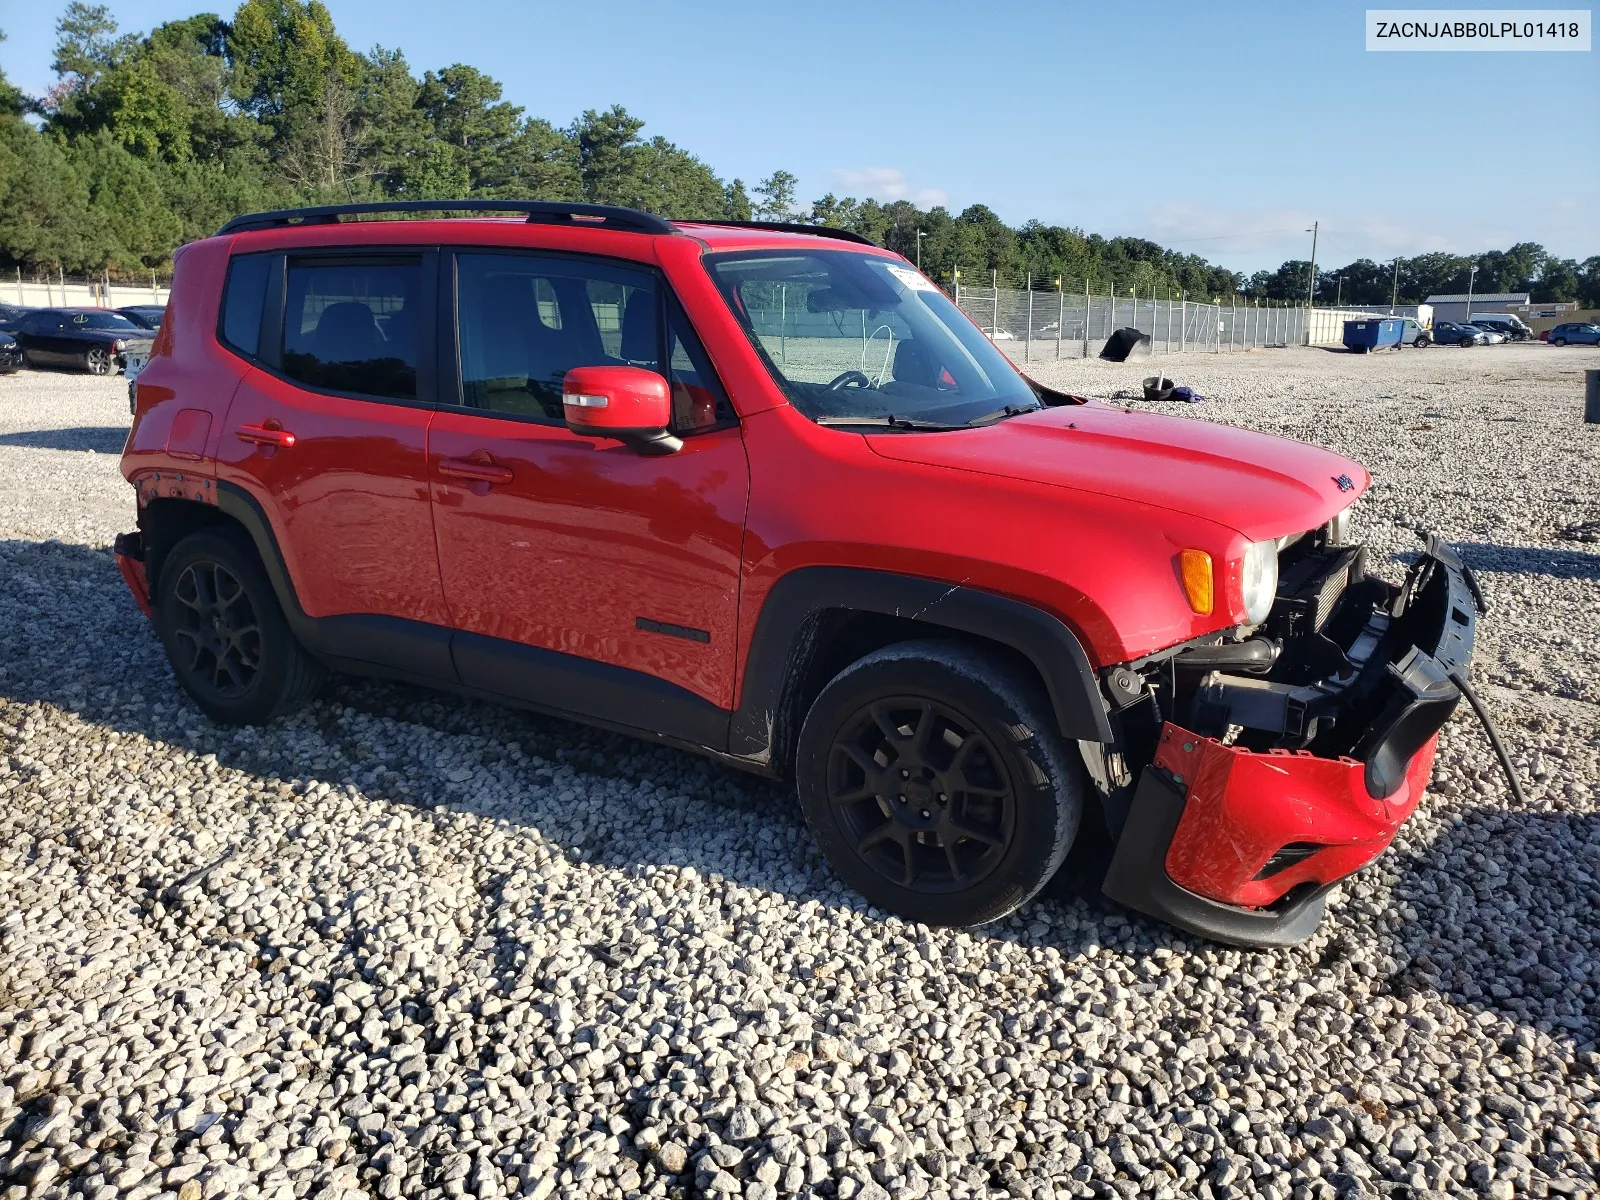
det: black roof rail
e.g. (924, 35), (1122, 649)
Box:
(217, 200), (676, 237)
(680, 219), (878, 247)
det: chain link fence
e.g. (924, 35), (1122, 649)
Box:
(7, 270), (171, 310)
(949, 281), (1336, 360)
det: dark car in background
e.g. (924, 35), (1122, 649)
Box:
(0, 331), (20, 374)
(1431, 321), (1490, 347)
(14, 308), (155, 375)
(1547, 322), (1600, 346)
(118, 304), (168, 331)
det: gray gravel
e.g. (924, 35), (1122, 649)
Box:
(2, 348), (1598, 1200)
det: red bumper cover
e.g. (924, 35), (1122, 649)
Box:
(114, 531), (152, 618)
(1157, 721), (1437, 908)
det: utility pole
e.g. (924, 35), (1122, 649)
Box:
(1305, 221), (1319, 307)
(916, 229), (925, 271)
(1465, 263), (1479, 323)
(1390, 258), (1401, 313)
(1335, 276), (1344, 307)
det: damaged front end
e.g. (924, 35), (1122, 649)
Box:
(1095, 531), (1483, 947)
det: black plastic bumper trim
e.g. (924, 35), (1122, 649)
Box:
(1101, 767), (1332, 948)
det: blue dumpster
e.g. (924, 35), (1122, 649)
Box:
(1343, 318), (1404, 353)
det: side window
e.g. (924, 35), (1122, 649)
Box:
(666, 301), (734, 432)
(220, 253), (273, 358)
(456, 252), (657, 420)
(282, 259), (421, 400)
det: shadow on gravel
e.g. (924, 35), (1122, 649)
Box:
(0, 425), (131, 453)
(1378, 807), (1600, 1048)
(1455, 541), (1600, 581)
(3, 535), (1597, 1050)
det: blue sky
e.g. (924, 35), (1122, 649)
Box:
(3, 0), (1595, 271)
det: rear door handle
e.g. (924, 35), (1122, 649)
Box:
(438, 456), (514, 485)
(236, 423), (296, 448)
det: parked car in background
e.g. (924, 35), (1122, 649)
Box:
(1432, 321), (1489, 347)
(1547, 322), (1600, 346)
(0, 304), (30, 333)
(1401, 318), (1429, 347)
(118, 304), (168, 331)
(1468, 323), (1508, 345)
(0, 331), (20, 374)
(13, 308), (155, 374)
(1467, 313), (1532, 341)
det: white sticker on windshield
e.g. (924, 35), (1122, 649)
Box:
(884, 264), (939, 293)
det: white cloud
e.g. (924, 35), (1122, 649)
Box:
(830, 167), (949, 209)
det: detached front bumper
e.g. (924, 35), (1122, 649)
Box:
(1103, 536), (1482, 947)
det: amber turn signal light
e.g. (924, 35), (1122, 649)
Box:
(1178, 549), (1214, 615)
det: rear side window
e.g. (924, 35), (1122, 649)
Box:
(283, 260), (421, 400)
(220, 253), (273, 357)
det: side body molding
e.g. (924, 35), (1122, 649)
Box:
(730, 566), (1114, 763)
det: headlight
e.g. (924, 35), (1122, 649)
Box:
(1327, 502), (1356, 546)
(112, 339), (126, 352)
(1240, 539), (1278, 624)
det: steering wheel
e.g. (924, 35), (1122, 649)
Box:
(826, 369), (872, 391)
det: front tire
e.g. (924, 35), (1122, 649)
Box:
(1460, 336), (1475, 348)
(1413, 337), (1429, 348)
(795, 640), (1082, 927)
(84, 346), (112, 375)
(154, 527), (325, 724)
(1551, 337), (1567, 346)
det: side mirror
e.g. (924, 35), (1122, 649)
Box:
(563, 365), (681, 456)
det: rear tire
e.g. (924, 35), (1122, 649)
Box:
(1551, 337), (1567, 346)
(154, 526), (325, 725)
(795, 639), (1082, 927)
(84, 346), (111, 375)
(1460, 336), (1475, 348)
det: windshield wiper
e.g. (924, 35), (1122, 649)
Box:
(814, 414), (966, 432)
(965, 403), (1044, 426)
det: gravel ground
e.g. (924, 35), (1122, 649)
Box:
(1, 347), (1597, 1200)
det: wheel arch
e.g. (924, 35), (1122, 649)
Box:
(731, 567), (1113, 779)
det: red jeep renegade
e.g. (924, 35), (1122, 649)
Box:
(115, 201), (1480, 945)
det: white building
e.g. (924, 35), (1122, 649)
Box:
(1424, 292), (1530, 323)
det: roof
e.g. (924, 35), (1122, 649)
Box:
(1424, 292), (1529, 303)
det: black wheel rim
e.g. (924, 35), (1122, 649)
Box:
(171, 561), (261, 699)
(826, 695), (1016, 893)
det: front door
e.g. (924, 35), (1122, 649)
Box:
(428, 249), (749, 737)
(214, 250), (453, 674)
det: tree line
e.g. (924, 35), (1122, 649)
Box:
(1, 1), (1594, 309)
(1247, 243), (1600, 308)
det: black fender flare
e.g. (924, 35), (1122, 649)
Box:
(729, 566), (1113, 764)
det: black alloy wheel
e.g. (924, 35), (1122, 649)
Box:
(796, 640), (1082, 927)
(84, 345), (112, 375)
(155, 527), (326, 724)
(170, 559), (262, 699)
(826, 695), (1015, 893)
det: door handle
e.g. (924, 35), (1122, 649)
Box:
(236, 423), (296, 448)
(438, 456), (513, 485)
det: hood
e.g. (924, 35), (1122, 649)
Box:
(865, 402), (1367, 542)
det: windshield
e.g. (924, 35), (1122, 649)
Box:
(70, 311), (143, 332)
(706, 249), (1039, 424)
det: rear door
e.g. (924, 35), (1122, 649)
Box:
(214, 249), (455, 676)
(427, 248), (749, 732)
(19, 312), (67, 364)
